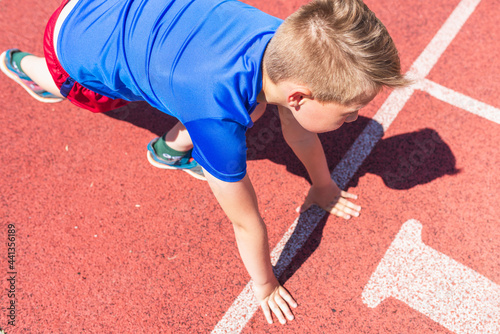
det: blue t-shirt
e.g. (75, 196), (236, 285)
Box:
(58, 0), (283, 181)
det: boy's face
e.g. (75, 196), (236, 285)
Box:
(291, 99), (366, 133)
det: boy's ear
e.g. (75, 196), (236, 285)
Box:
(287, 87), (312, 110)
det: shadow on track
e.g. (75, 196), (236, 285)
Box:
(106, 102), (459, 191)
(104, 101), (460, 285)
(244, 104), (460, 190)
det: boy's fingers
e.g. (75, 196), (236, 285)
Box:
(334, 200), (360, 217)
(260, 301), (273, 324)
(280, 289), (297, 320)
(340, 190), (358, 199)
(274, 294), (294, 321)
(331, 207), (351, 220)
(279, 288), (298, 308)
(326, 201), (348, 216)
(345, 207), (360, 217)
(338, 197), (361, 212)
(268, 299), (287, 324)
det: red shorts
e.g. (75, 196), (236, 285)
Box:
(43, 0), (130, 113)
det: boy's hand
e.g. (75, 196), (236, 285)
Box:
(255, 281), (297, 325)
(297, 180), (361, 219)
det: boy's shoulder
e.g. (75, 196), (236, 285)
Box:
(147, 1), (283, 118)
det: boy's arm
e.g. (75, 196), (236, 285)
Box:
(277, 106), (361, 219)
(203, 172), (297, 324)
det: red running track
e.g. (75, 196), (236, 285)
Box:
(0, 0), (498, 333)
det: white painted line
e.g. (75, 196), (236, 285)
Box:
(212, 0), (481, 332)
(212, 283), (260, 333)
(362, 219), (500, 334)
(416, 79), (500, 125)
(407, 0), (482, 79)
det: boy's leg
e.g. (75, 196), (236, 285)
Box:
(20, 55), (64, 98)
(163, 122), (193, 152)
(147, 122), (206, 181)
(0, 49), (64, 102)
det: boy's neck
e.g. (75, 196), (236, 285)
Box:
(257, 62), (284, 106)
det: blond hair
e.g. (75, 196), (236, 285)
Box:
(264, 0), (410, 105)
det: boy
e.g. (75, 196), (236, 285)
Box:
(1, 0), (409, 325)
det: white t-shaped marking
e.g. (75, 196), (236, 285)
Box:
(362, 219), (500, 334)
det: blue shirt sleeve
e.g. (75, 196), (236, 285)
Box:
(184, 118), (248, 182)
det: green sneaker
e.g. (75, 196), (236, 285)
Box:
(147, 138), (206, 181)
